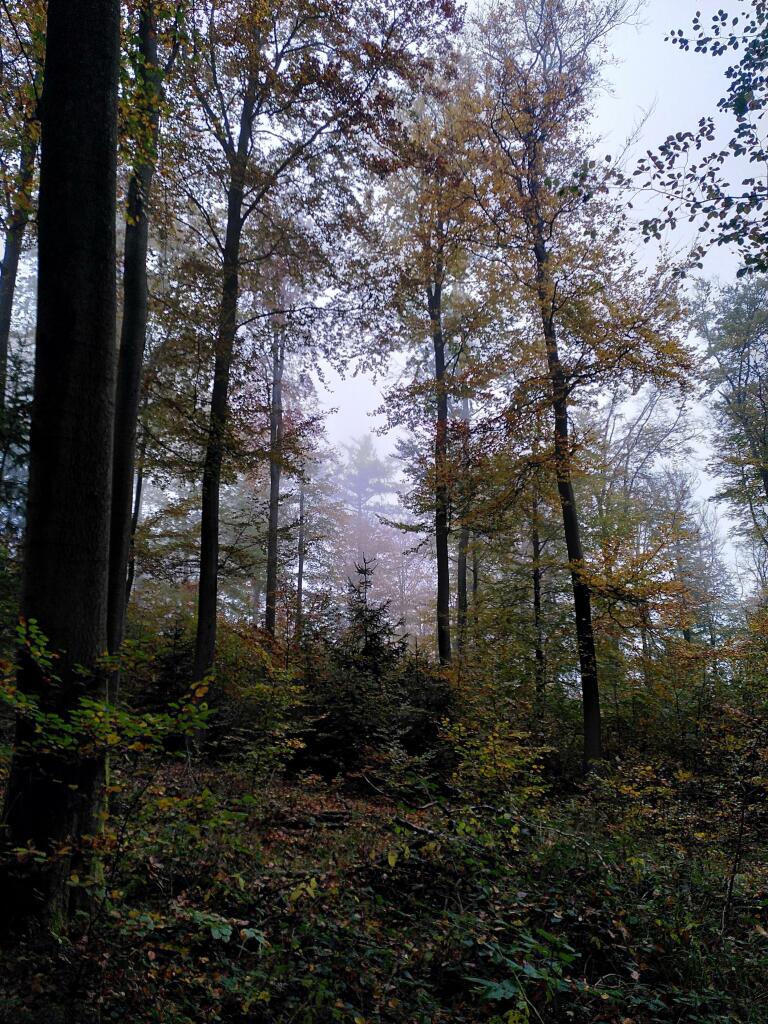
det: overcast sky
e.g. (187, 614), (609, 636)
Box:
(320, 0), (743, 460)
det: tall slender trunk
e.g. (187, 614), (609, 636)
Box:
(295, 475), (305, 637)
(639, 601), (653, 687)
(0, 0), (120, 934)
(428, 273), (451, 666)
(125, 428), (147, 608)
(193, 170), (246, 679)
(265, 327), (285, 637)
(456, 397), (471, 653)
(531, 501), (546, 697)
(457, 524), (469, 648)
(193, 73), (256, 680)
(534, 241), (601, 762)
(0, 133), (37, 414)
(107, 1), (162, 656)
(398, 553), (407, 630)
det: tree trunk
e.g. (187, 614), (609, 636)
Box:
(193, 168), (245, 680)
(532, 502), (546, 698)
(0, 133), (38, 415)
(457, 524), (469, 650)
(193, 63), (257, 680)
(456, 395), (470, 653)
(295, 475), (305, 637)
(428, 277), (451, 666)
(265, 327), (285, 637)
(125, 428), (147, 608)
(107, 0), (162, 656)
(0, 0), (120, 934)
(534, 245), (602, 763)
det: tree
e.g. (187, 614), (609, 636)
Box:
(377, 79), (494, 664)
(0, 0), (121, 933)
(178, 0), (458, 683)
(471, 0), (686, 764)
(696, 276), (768, 547)
(108, 0), (185, 656)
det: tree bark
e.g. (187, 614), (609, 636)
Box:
(125, 428), (147, 608)
(428, 275), (452, 666)
(295, 475), (305, 638)
(532, 500), (546, 697)
(193, 66), (256, 680)
(534, 240), (602, 763)
(265, 326), (285, 637)
(107, 0), (162, 656)
(456, 395), (470, 653)
(457, 523), (469, 649)
(193, 167), (246, 679)
(0, 0), (120, 934)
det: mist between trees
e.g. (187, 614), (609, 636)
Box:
(0, 2), (768, 1022)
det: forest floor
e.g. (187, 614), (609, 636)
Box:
(4, 752), (766, 1024)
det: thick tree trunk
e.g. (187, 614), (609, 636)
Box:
(107, 1), (162, 656)
(193, 170), (245, 680)
(534, 245), (602, 763)
(428, 278), (451, 666)
(0, 134), (38, 415)
(265, 328), (285, 637)
(0, 0), (120, 934)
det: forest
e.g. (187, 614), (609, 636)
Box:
(0, 0), (767, 1021)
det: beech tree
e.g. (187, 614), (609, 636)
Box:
(377, 79), (506, 664)
(0, 0), (120, 933)
(172, 0), (458, 683)
(108, 0), (185, 656)
(471, 0), (687, 764)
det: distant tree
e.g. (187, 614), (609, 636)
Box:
(177, 0), (459, 684)
(696, 276), (768, 547)
(340, 435), (393, 526)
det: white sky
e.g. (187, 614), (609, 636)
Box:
(320, 0), (744, 454)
